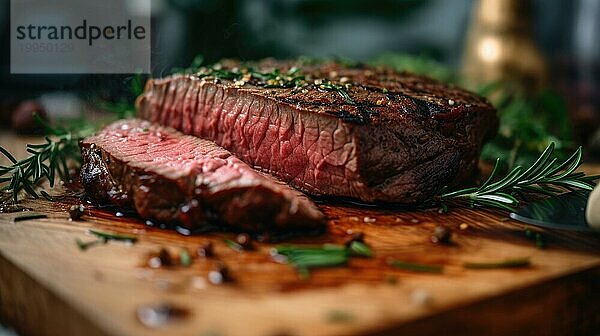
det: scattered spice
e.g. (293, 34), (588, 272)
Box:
(136, 303), (189, 328)
(197, 242), (214, 258)
(411, 288), (432, 306)
(431, 225), (452, 244)
(158, 248), (173, 266)
(464, 257), (530, 269)
(363, 216), (376, 223)
(208, 262), (231, 285)
(389, 259), (444, 274)
(235, 233), (253, 250)
(68, 204), (85, 220)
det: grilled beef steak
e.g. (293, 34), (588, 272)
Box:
(137, 60), (498, 203)
(80, 119), (326, 232)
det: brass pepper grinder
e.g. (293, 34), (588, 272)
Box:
(461, 0), (547, 92)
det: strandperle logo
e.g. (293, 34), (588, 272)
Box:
(11, 0), (151, 74)
(15, 20), (147, 46)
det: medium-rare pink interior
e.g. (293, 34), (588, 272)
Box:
(137, 60), (497, 203)
(79, 119), (326, 232)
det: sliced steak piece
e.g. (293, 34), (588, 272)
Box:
(137, 59), (498, 203)
(79, 119), (326, 232)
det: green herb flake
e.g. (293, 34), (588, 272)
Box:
(389, 259), (444, 274)
(89, 229), (137, 242)
(385, 275), (398, 285)
(326, 310), (355, 323)
(464, 257), (531, 269)
(348, 241), (374, 258)
(224, 238), (243, 252)
(180, 248), (192, 267)
(75, 238), (102, 251)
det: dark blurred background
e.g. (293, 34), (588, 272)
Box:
(0, 0), (598, 158)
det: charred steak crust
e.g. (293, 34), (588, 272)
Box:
(80, 119), (326, 232)
(136, 60), (498, 202)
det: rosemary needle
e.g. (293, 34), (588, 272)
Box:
(180, 248), (192, 267)
(464, 257), (531, 269)
(439, 143), (599, 212)
(224, 238), (243, 252)
(348, 241), (374, 258)
(389, 259), (444, 274)
(88, 229), (138, 242)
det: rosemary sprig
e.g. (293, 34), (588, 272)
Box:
(438, 143), (599, 211)
(0, 115), (94, 203)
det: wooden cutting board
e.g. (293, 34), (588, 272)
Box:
(0, 134), (599, 336)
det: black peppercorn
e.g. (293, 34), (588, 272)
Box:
(197, 242), (214, 258)
(431, 225), (452, 244)
(208, 262), (230, 284)
(69, 204), (85, 220)
(235, 233), (253, 250)
(158, 248), (172, 266)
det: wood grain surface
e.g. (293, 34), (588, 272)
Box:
(0, 133), (599, 336)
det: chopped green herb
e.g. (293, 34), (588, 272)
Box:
(285, 249), (348, 269)
(180, 248), (192, 267)
(224, 238), (243, 252)
(326, 310), (355, 323)
(464, 257), (531, 269)
(77, 229), (137, 251)
(89, 229), (137, 242)
(76, 238), (102, 251)
(297, 267), (310, 280)
(348, 241), (373, 257)
(389, 259), (444, 274)
(273, 241), (376, 278)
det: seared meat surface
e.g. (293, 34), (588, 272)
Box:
(137, 59), (497, 202)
